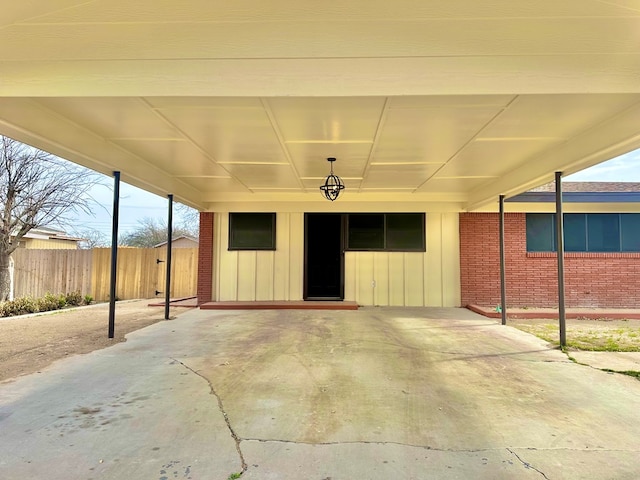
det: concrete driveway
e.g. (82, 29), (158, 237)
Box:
(1, 307), (639, 480)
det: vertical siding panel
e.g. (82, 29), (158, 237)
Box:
(426, 213), (444, 306)
(289, 213), (304, 300)
(273, 213), (289, 300)
(357, 252), (375, 305)
(255, 250), (275, 300)
(237, 251), (257, 301)
(405, 252), (425, 306)
(441, 212), (461, 307)
(388, 253), (405, 306)
(218, 213), (238, 301)
(373, 252), (389, 306)
(344, 252), (356, 302)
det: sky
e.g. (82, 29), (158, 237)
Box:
(71, 179), (196, 240)
(69, 147), (640, 240)
(564, 148), (640, 182)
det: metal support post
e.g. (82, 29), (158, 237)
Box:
(164, 194), (173, 320)
(499, 195), (507, 325)
(108, 171), (121, 339)
(555, 172), (567, 347)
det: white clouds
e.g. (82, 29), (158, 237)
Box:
(565, 149), (640, 182)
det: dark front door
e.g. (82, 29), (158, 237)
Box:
(304, 213), (344, 300)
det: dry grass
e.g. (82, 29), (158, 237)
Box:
(510, 318), (640, 351)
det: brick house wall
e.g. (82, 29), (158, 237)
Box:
(197, 212), (214, 305)
(460, 212), (640, 308)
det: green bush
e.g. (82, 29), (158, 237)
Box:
(0, 291), (94, 318)
(65, 290), (83, 306)
(0, 296), (39, 317)
(37, 292), (63, 312)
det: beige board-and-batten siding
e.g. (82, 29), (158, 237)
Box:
(213, 212), (461, 307)
(12, 247), (198, 301)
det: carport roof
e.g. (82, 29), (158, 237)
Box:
(1, 1), (640, 212)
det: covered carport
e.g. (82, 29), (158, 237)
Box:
(2, 1), (640, 343)
(1, 5), (640, 475)
(1, 3), (640, 318)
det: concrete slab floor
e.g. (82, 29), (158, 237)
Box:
(1, 307), (639, 480)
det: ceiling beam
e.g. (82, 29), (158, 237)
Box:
(2, 55), (640, 97)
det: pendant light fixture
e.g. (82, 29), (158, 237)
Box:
(319, 157), (345, 201)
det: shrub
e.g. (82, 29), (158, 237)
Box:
(57, 293), (67, 309)
(0, 296), (39, 317)
(0, 291), (94, 317)
(38, 292), (62, 312)
(65, 290), (83, 306)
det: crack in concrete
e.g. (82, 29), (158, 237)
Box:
(242, 439), (640, 454)
(243, 438), (517, 453)
(243, 438), (447, 449)
(561, 351), (640, 380)
(171, 358), (247, 473)
(507, 448), (549, 479)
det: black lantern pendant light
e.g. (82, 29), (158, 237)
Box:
(319, 157), (345, 201)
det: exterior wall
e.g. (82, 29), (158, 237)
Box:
(460, 212), (640, 308)
(345, 213), (460, 307)
(22, 238), (79, 249)
(213, 211), (461, 307)
(214, 212), (304, 301)
(169, 237), (198, 249)
(197, 212), (214, 304)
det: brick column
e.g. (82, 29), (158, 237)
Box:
(197, 212), (214, 305)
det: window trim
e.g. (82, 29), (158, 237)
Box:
(228, 212), (276, 251)
(345, 213), (426, 252)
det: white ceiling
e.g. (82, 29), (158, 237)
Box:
(1, 1), (640, 211)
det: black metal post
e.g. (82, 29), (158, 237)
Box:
(164, 194), (173, 320)
(108, 171), (121, 339)
(555, 172), (567, 347)
(499, 195), (507, 326)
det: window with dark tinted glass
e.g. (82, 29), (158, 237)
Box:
(228, 213), (276, 250)
(347, 213), (425, 251)
(621, 214), (640, 251)
(526, 214), (555, 252)
(564, 214), (586, 252)
(587, 214), (619, 252)
(348, 214), (384, 249)
(526, 213), (640, 253)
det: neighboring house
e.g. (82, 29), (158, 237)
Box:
(16, 227), (83, 250)
(460, 183), (640, 309)
(154, 235), (199, 249)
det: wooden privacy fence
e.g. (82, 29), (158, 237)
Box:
(12, 247), (198, 301)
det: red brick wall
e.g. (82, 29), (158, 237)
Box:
(197, 212), (214, 305)
(460, 212), (640, 308)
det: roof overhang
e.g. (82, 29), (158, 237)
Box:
(1, 1), (640, 212)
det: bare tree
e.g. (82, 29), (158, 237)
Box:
(175, 203), (199, 237)
(119, 216), (195, 248)
(73, 228), (109, 249)
(0, 136), (102, 300)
